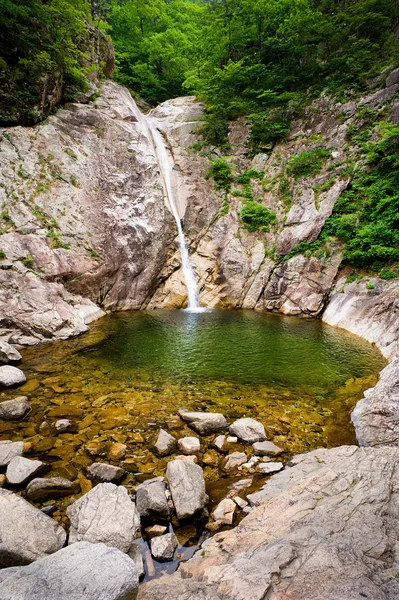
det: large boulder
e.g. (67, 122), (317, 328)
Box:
(0, 341), (22, 363)
(229, 418), (266, 443)
(0, 440), (24, 467)
(0, 541), (139, 600)
(0, 366), (26, 387)
(166, 458), (207, 520)
(0, 396), (30, 421)
(178, 411), (228, 435)
(154, 429), (177, 457)
(26, 477), (80, 501)
(67, 483), (140, 553)
(136, 480), (170, 521)
(0, 489), (66, 566)
(6, 456), (45, 485)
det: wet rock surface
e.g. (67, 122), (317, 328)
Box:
(0, 489), (66, 566)
(0, 541), (139, 600)
(26, 477), (80, 501)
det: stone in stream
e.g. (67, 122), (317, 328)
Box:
(67, 483), (140, 553)
(177, 436), (201, 455)
(55, 418), (73, 433)
(0, 396), (30, 420)
(0, 365), (26, 387)
(145, 524), (167, 538)
(26, 477), (80, 501)
(129, 542), (146, 580)
(166, 458), (207, 520)
(136, 479), (170, 521)
(6, 456), (45, 485)
(212, 498), (236, 525)
(0, 440), (24, 467)
(213, 434), (227, 452)
(229, 418), (266, 443)
(150, 533), (178, 562)
(252, 440), (283, 456)
(257, 462), (284, 475)
(223, 452), (247, 472)
(0, 489), (66, 566)
(87, 462), (126, 483)
(154, 428), (177, 457)
(0, 341), (22, 363)
(0, 541), (139, 600)
(178, 410), (228, 435)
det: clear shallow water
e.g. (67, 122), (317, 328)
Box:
(0, 309), (386, 578)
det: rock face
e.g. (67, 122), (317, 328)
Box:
(6, 456), (45, 485)
(138, 446), (399, 600)
(67, 483), (140, 553)
(178, 411), (228, 435)
(0, 366), (26, 387)
(87, 462), (126, 483)
(0, 541), (139, 600)
(352, 357), (399, 447)
(229, 418), (266, 443)
(136, 480), (170, 521)
(0, 396), (30, 420)
(26, 477), (80, 501)
(154, 429), (177, 457)
(150, 533), (178, 562)
(166, 458), (207, 520)
(0, 341), (21, 363)
(0, 440), (24, 466)
(0, 489), (66, 566)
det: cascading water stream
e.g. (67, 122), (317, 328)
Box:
(140, 113), (201, 310)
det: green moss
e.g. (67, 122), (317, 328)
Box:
(287, 147), (331, 179)
(22, 254), (34, 269)
(0, 249), (6, 259)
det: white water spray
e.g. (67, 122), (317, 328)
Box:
(142, 115), (201, 310)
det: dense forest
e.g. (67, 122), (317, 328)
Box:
(0, 0), (398, 272)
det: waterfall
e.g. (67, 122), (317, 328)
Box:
(142, 114), (201, 310)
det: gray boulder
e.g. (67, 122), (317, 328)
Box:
(252, 440), (283, 457)
(150, 533), (178, 562)
(0, 489), (66, 566)
(223, 452), (247, 472)
(0, 566), (23, 584)
(26, 477), (80, 501)
(177, 436), (200, 455)
(87, 462), (126, 483)
(178, 411), (228, 435)
(229, 418), (266, 443)
(0, 366), (26, 387)
(0, 396), (30, 421)
(129, 542), (145, 580)
(154, 429), (176, 457)
(0, 440), (24, 467)
(6, 456), (45, 485)
(136, 480), (170, 521)
(67, 483), (140, 553)
(166, 458), (207, 520)
(0, 341), (22, 364)
(0, 541), (139, 600)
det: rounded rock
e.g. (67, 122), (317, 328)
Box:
(0, 366), (26, 388)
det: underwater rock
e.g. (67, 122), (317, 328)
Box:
(166, 458), (207, 520)
(6, 456), (45, 485)
(178, 410), (228, 435)
(136, 480), (170, 521)
(0, 489), (66, 566)
(0, 541), (139, 600)
(55, 419), (73, 433)
(0, 366), (26, 387)
(0, 396), (30, 421)
(87, 462), (126, 483)
(252, 440), (283, 457)
(67, 483), (140, 553)
(150, 533), (178, 562)
(0, 341), (22, 363)
(223, 452), (247, 472)
(0, 440), (24, 466)
(108, 443), (127, 461)
(229, 418), (266, 443)
(26, 477), (80, 501)
(177, 436), (201, 455)
(154, 429), (177, 457)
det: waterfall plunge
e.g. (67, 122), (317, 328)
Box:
(142, 114), (201, 310)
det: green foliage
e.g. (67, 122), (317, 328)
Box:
(287, 148), (331, 179)
(248, 114), (290, 152)
(365, 282), (374, 289)
(379, 267), (398, 280)
(205, 158), (233, 191)
(22, 254), (34, 269)
(278, 176), (291, 210)
(0, 249), (6, 259)
(239, 202), (276, 232)
(236, 169), (264, 184)
(324, 123), (399, 268)
(278, 235), (330, 263)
